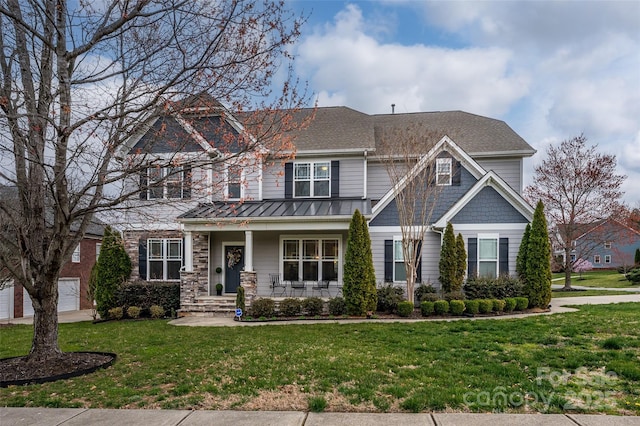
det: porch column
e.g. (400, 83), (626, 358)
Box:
(184, 231), (193, 272)
(244, 230), (254, 272)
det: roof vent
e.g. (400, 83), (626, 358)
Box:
(391, 104), (395, 114)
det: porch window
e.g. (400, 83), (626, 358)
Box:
(148, 238), (182, 280)
(282, 237), (339, 281)
(436, 158), (452, 186)
(478, 235), (498, 278)
(294, 162), (330, 197)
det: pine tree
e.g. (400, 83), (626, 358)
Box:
(524, 201), (552, 308)
(95, 226), (132, 318)
(439, 222), (457, 293)
(516, 223), (531, 282)
(454, 233), (466, 291)
(343, 210), (377, 315)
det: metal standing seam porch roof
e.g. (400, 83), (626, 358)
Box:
(178, 198), (371, 222)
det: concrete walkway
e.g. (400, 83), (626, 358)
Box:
(1, 407), (639, 426)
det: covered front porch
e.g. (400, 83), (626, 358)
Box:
(177, 199), (370, 315)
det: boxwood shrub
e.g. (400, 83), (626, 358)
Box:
(504, 298), (517, 312)
(449, 300), (466, 316)
(420, 301), (435, 317)
(515, 297), (529, 311)
(463, 275), (523, 299)
(328, 297), (346, 316)
(414, 283), (437, 303)
(115, 281), (180, 317)
(433, 300), (449, 315)
(251, 298), (276, 318)
(376, 284), (404, 313)
(126, 306), (141, 319)
(397, 301), (414, 317)
(279, 298), (302, 317)
(478, 299), (493, 314)
(492, 299), (506, 313)
(302, 297), (324, 316)
(464, 299), (479, 315)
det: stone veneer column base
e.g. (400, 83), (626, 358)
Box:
(240, 271), (257, 308)
(180, 271), (205, 305)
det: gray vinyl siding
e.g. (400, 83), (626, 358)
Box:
(367, 162), (392, 200)
(452, 187), (528, 224)
(261, 161), (285, 199)
(338, 157), (365, 198)
(476, 157), (522, 193)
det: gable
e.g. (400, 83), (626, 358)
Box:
(452, 186), (528, 224)
(128, 116), (205, 154)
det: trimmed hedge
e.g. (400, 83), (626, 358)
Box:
(433, 300), (449, 315)
(478, 299), (493, 314)
(420, 301), (435, 317)
(449, 300), (466, 315)
(149, 305), (165, 319)
(464, 299), (479, 315)
(463, 275), (524, 300)
(397, 301), (414, 317)
(504, 298), (517, 312)
(328, 297), (346, 316)
(250, 298), (276, 318)
(492, 299), (506, 313)
(515, 297), (529, 311)
(115, 281), (179, 317)
(302, 297), (324, 316)
(126, 306), (141, 319)
(279, 298), (302, 317)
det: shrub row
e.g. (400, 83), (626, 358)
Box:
(114, 281), (179, 318)
(420, 297), (529, 317)
(107, 304), (165, 320)
(463, 275), (524, 300)
(250, 297), (333, 318)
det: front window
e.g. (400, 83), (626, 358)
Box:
(148, 238), (182, 280)
(282, 237), (339, 281)
(478, 235), (498, 278)
(605, 255), (611, 264)
(227, 166), (242, 200)
(436, 158), (452, 186)
(294, 162), (330, 197)
(147, 166), (186, 199)
(394, 239), (406, 281)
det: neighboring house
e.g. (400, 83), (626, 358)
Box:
(0, 186), (104, 320)
(557, 219), (640, 270)
(119, 99), (536, 313)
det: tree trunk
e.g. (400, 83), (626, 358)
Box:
(27, 281), (62, 361)
(562, 248), (573, 290)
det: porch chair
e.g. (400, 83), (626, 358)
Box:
(312, 280), (330, 298)
(269, 274), (287, 297)
(289, 280), (306, 297)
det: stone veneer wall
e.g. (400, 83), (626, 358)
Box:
(240, 271), (257, 308)
(180, 233), (210, 305)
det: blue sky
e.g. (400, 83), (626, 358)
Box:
(285, 0), (640, 205)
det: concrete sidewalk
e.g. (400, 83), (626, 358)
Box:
(1, 408), (639, 426)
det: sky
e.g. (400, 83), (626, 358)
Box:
(285, 0), (640, 206)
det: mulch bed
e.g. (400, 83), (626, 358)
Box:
(0, 352), (116, 387)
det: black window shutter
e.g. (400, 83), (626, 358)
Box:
(331, 160), (340, 198)
(284, 162), (293, 199)
(416, 240), (422, 283)
(499, 238), (509, 276)
(138, 238), (148, 280)
(452, 160), (461, 186)
(425, 164), (435, 186)
(182, 165), (192, 199)
(139, 170), (148, 200)
(384, 240), (393, 282)
(467, 238), (477, 278)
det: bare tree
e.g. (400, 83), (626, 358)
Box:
(377, 125), (443, 304)
(525, 134), (626, 290)
(0, 0), (308, 362)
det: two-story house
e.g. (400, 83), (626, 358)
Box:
(120, 98), (535, 313)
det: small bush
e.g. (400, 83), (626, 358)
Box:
(126, 306), (141, 319)
(478, 299), (493, 314)
(236, 286), (245, 312)
(108, 306), (123, 320)
(433, 300), (449, 315)
(504, 298), (517, 312)
(279, 298), (302, 317)
(420, 301), (435, 317)
(421, 293), (440, 302)
(515, 297), (529, 311)
(444, 291), (465, 301)
(625, 268), (640, 284)
(328, 297), (346, 316)
(492, 299), (506, 312)
(251, 298), (275, 318)
(302, 297), (324, 316)
(376, 284), (404, 313)
(449, 300), (466, 316)
(149, 304), (165, 319)
(414, 283), (437, 303)
(464, 299), (479, 315)
(397, 301), (414, 317)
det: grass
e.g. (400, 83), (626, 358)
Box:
(552, 290), (633, 298)
(1, 304), (639, 414)
(553, 270), (637, 288)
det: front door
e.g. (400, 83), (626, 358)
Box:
(224, 245), (244, 293)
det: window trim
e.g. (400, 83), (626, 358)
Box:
(594, 255), (601, 264)
(226, 165), (244, 200)
(146, 166), (186, 200)
(293, 161), (331, 198)
(605, 255), (611, 264)
(436, 158), (452, 186)
(72, 244), (81, 263)
(477, 233), (499, 278)
(604, 241), (612, 249)
(147, 238), (183, 281)
(280, 235), (340, 282)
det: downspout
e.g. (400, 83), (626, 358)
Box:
(363, 149), (368, 200)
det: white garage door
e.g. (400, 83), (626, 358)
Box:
(0, 283), (14, 320)
(23, 278), (80, 317)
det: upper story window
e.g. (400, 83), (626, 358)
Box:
(294, 162), (330, 197)
(604, 241), (612, 249)
(72, 244), (81, 263)
(436, 158), (452, 186)
(227, 166), (243, 200)
(143, 166), (191, 200)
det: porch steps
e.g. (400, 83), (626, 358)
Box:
(179, 295), (238, 318)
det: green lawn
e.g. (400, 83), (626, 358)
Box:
(552, 290), (633, 298)
(553, 270), (637, 288)
(1, 304), (639, 414)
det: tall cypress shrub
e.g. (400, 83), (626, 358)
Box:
(516, 223), (531, 282)
(95, 226), (132, 318)
(343, 210), (377, 315)
(454, 233), (466, 291)
(439, 222), (457, 293)
(635, 248), (640, 266)
(524, 201), (552, 308)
